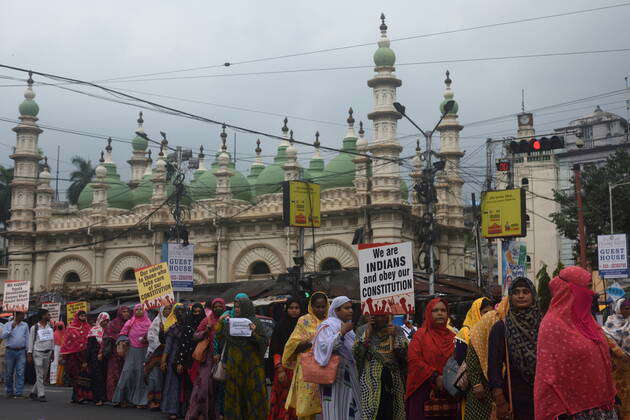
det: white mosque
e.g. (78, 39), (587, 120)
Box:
(5, 15), (467, 293)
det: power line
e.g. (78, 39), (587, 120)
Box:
(90, 2), (630, 82)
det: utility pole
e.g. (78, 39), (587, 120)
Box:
(573, 164), (587, 268)
(485, 138), (495, 286)
(472, 193), (483, 288)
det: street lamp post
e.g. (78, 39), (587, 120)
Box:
(393, 100), (455, 296)
(609, 180), (630, 234)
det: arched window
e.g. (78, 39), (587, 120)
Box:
(64, 272), (80, 283)
(122, 269), (136, 282)
(250, 261), (271, 275)
(320, 258), (342, 272)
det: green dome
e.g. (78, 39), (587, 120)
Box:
(77, 163), (133, 210)
(19, 99), (39, 117)
(190, 158), (253, 203)
(132, 174), (154, 205)
(400, 180), (409, 200)
(132, 134), (148, 151)
(247, 164), (265, 182)
(320, 137), (357, 190)
(191, 169), (217, 201)
(304, 157), (325, 182)
(374, 47), (396, 67)
(254, 145), (289, 196)
(211, 160), (252, 202)
(440, 98), (459, 115)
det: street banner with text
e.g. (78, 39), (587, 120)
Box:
(162, 243), (194, 292)
(42, 302), (61, 323)
(358, 242), (414, 315)
(2, 280), (30, 312)
(66, 301), (89, 322)
(135, 262), (175, 310)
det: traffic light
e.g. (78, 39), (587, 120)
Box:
(507, 136), (564, 154)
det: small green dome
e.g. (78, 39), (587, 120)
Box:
(254, 145), (289, 196)
(19, 99), (39, 117)
(374, 47), (396, 67)
(320, 137), (357, 190)
(77, 163), (133, 210)
(247, 164), (265, 182)
(190, 157), (253, 203)
(210, 160), (252, 202)
(190, 169), (217, 201)
(132, 174), (154, 205)
(440, 98), (459, 115)
(132, 134), (148, 151)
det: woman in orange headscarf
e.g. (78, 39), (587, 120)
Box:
(406, 298), (457, 419)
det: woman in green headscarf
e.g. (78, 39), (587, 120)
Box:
(217, 296), (268, 419)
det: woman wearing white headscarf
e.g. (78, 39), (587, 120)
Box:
(313, 296), (361, 420)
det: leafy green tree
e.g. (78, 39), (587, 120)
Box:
(0, 165), (13, 227)
(67, 156), (94, 205)
(536, 263), (552, 315)
(551, 150), (630, 268)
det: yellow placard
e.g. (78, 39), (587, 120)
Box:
(481, 189), (526, 238)
(282, 181), (321, 228)
(135, 262), (175, 310)
(66, 301), (89, 322)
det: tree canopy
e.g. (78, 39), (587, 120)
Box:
(551, 150), (630, 268)
(67, 156), (94, 205)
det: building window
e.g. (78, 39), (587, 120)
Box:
(64, 272), (80, 283)
(249, 261), (271, 275)
(521, 178), (529, 190)
(122, 269), (136, 282)
(320, 258), (342, 271)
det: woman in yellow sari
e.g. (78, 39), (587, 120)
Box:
(282, 292), (329, 420)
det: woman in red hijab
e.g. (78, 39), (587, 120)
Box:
(534, 266), (617, 420)
(60, 311), (92, 403)
(406, 298), (457, 419)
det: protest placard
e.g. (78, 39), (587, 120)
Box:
(2, 280), (30, 312)
(66, 301), (89, 322)
(358, 242), (414, 315)
(42, 302), (61, 323)
(135, 262), (175, 310)
(229, 318), (253, 337)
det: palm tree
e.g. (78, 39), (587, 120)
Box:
(67, 156), (95, 205)
(0, 165), (13, 227)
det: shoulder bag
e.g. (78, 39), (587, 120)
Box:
(300, 327), (341, 385)
(211, 344), (227, 382)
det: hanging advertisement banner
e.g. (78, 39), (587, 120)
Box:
(162, 242), (195, 292)
(597, 234), (628, 279)
(500, 240), (527, 292)
(481, 188), (526, 238)
(2, 280), (30, 312)
(282, 181), (321, 228)
(358, 242), (415, 315)
(42, 302), (61, 323)
(135, 262), (176, 309)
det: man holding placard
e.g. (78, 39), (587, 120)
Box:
(1, 311), (29, 398)
(27, 309), (54, 402)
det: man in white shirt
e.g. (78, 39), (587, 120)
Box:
(27, 309), (53, 402)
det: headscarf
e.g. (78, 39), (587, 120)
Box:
(196, 297), (226, 334)
(188, 303), (206, 332)
(406, 298), (454, 400)
(103, 306), (129, 340)
(163, 302), (181, 333)
(504, 277), (541, 385)
(224, 292), (249, 317)
(88, 312), (110, 344)
(562, 266), (602, 342)
(147, 305), (170, 356)
(314, 296), (354, 366)
(176, 304), (204, 368)
(60, 311), (91, 355)
(534, 266), (616, 420)
(53, 321), (65, 346)
(223, 296), (266, 356)
(119, 304), (152, 348)
(456, 297), (490, 345)
(270, 296), (303, 356)
(603, 298), (630, 354)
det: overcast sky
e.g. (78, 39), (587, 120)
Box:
(1, 0), (629, 201)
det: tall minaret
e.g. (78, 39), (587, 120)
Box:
(353, 121), (370, 207)
(435, 71), (464, 228)
(128, 112), (149, 187)
(215, 125), (233, 201)
(283, 130), (300, 181)
(367, 13), (402, 205)
(8, 73), (42, 282)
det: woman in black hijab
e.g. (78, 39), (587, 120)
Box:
(268, 297), (304, 420)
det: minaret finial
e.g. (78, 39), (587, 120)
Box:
(99, 151), (105, 163)
(255, 139), (262, 155)
(282, 117), (289, 134)
(445, 70), (452, 88)
(159, 144), (164, 157)
(521, 89), (525, 113)
(359, 121), (365, 136)
(147, 149), (152, 161)
(314, 131), (320, 148)
(137, 111), (144, 126)
(106, 137), (112, 153)
(289, 130), (294, 143)
(347, 107), (355, 126)
(27, 71), (34, 86)
(416, 137), (421, 152)
(221, 124), (227, 152)
(199, 145), (205, 159)
(380, 13), (387, 31)
(160, 131), (168, 148)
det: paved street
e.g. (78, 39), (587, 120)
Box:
(0, 387), (163, 420)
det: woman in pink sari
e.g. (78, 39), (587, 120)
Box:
(102, 305), (130, 401)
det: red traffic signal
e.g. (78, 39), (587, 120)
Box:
(507, 135), (564, 154)
(532, 139), (541, 151)
(496, 159), (510, 172)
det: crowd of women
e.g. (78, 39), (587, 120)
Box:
(23, 264), (630, 419)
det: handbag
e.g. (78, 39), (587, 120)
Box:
(300, 350), (341, 385)
(454, 360), (469, 392)
(212, 344), (227, 382)
(443, 356), (467, 398)
(192, 337), (210, 362)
